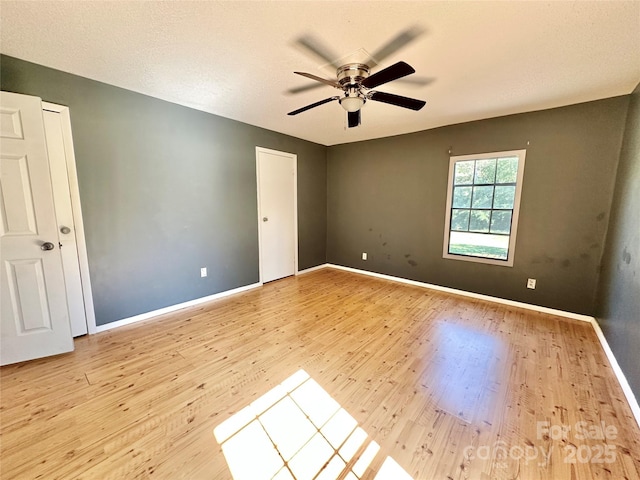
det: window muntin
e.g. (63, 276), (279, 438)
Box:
(443, 150), (526, 266)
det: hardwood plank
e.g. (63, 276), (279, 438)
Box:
(1, 268), (638, 479)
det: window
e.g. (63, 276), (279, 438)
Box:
(443, 149), (526, 266)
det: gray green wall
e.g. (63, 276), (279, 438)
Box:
(596, 83), (640, 398)
(0, 55), (327, 326)
(327, 97), (629, 316)
(2, 53), (636, 397)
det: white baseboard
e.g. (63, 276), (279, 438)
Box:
(589, 318), (640, 429)
(95, 282), (262, 333)
(297, 263), (330, 275)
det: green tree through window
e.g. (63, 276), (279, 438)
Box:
(444, 151), (526, 266)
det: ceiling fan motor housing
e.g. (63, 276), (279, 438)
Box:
(337, 63), (370, 88)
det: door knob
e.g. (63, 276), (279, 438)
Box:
(263, 217), (268, 222)
(60, 226), (71, 234)
(41, 242), (55, 251)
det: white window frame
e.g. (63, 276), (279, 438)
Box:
(442, 149), (526, 267)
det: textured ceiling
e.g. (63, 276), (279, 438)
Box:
(1, 1), (639, 146)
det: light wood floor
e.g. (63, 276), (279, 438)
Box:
(1, 268), (639, 479)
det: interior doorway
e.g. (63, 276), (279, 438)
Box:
(256, 147), (298, 283)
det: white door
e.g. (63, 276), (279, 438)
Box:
(0, 91), (74, 365)
(43, 108), (88, 336)
(256, 148), (297, 283)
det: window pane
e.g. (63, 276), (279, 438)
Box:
(446, 150), (525, 265)
(454, 161), (474, 185)
(471, 186), (494, 208)
(452, 186), (472, 208)
(493, 185), (515, 209)
(496, 157), (518, 183)
(490, 210), (512, 234)
(451, 209), (470, 231)
(448, 231), (509, 260)
(469, 210), (491, 232)
(474, 159), (496, 184)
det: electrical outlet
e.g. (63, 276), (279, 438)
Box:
(362, 252), (367, 260)
(201, 267), (207, 278)
(527, 278), (536, 289)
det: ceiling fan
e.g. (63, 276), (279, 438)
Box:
(287, 62), (426, 127)
(287, 28), (428, 128)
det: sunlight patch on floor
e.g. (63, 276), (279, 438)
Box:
(213, 369), (413, 480)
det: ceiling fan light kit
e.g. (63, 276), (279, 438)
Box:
(339, 94), (365, 113)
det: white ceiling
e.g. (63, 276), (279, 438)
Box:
(1, 1), (639, 146)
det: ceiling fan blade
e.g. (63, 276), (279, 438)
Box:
(347, 110), (361, 128)
(361, 61), (415, 89)
(395, 76), (436, 87)
(294, 34), (341, 68)
(294, 72), (341, 89)
(288, 96), (340, 116)
(367, 25), (425, 65)
(369, 91), (426, 111)
(286, 82), (326, 95)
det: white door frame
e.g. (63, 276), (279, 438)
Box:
(255, 147), (298, 284)
(42, 102), (97, 334)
